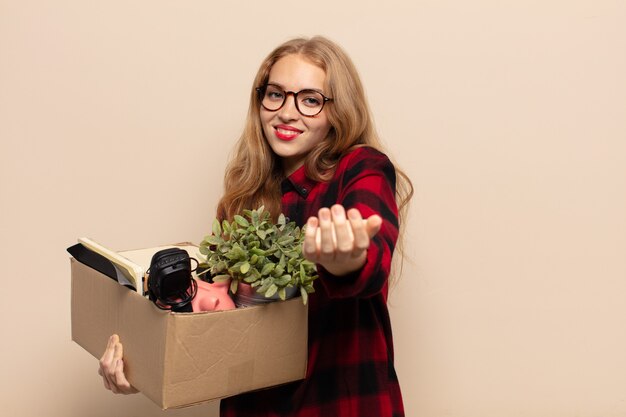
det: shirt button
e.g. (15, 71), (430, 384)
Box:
(301, 188), (307, 194)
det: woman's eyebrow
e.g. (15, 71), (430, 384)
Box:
(267, 81), (325, 94)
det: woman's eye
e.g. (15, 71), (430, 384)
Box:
(301, 95), (322, 107)
(267, 91), (284, 100)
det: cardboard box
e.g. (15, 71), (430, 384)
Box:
(70, 247), (308, 409)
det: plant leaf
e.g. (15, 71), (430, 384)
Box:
(257, 279), (273, 294)
(273, 265), (284, 277)
(265, 283), (278, 298)
(234, 215), (249, 227)
(278, 236), (295, 246)
(240, 261), (250, 274)
(222, 219), (231, 234)
(213, 274), (231, 282)
(275, 274), (292, 286)
(230, 279), (239, 294)
(243, 275), (257, 283)
(260, 262), (275, 276)
(300, 286), (308, 305)
(212, 218), (222, 236)
(204, 235), (222, 245)
(250, 247), (266, 256)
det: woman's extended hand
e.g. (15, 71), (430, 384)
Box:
(303, 205), (382, 276)
(98, 334), (138, 395)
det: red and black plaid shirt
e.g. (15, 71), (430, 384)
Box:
(220, 146), (404, 417)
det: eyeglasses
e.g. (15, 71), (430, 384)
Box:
(256, 83), (333, 117)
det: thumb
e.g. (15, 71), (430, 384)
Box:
(365, 215), (382, 239)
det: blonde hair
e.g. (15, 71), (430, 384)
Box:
(218, 36), (413, 220)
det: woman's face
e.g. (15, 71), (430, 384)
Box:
(260, 54), (332, 176)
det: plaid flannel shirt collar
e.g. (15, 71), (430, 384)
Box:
(280, 164), (319, 199)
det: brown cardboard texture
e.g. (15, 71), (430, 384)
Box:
(71, 254), (308, 409)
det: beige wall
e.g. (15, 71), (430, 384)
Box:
(1, 1), (625, 416)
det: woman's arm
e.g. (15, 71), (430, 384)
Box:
(302, 148), (399, 298)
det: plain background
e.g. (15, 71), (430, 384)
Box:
(1, 1), (625, 416)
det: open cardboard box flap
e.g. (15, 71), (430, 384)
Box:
(71, 247), (308, 409)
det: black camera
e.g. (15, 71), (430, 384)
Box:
(147, 248), (197, 312)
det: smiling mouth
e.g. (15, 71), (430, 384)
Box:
(275, 126), (302, 141)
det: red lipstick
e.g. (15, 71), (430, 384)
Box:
(274, 124), (303, 141)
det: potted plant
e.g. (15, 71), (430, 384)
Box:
(197, 206), (318, 305)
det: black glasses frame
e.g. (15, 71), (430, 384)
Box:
(256, 83), (333, 117)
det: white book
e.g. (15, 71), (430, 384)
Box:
(77, 237), (145, 294)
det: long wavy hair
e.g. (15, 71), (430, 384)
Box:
(216, 37), (413, 282)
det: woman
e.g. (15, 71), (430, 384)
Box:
(99, 36), (413, 417)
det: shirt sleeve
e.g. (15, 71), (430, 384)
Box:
(317, 148), (399, 299)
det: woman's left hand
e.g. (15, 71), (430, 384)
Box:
(303, 204), (382, 276)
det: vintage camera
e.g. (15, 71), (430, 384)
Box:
(147, 248), (197, 312)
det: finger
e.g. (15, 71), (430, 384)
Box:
(331, 205), (353, 259)
(114, 358), (138, 394)
(98, 366), (111, 391)
(100, 334), (116, 365)
(303, 216), (319, 261)
(365, 214), (383, 239)
(113, 337), (124, 362)
(99, 335), (117, 391)
(347, 209), (370, 256)
(109, 336), (127, 393)
(107, 341), (125, 394)
(318, 208), (335, 260)
(112, 342), (132, 394)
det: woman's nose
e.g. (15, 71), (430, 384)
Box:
(277, 93), (299, 120)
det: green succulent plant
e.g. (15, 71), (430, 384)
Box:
(197, 206), (318, 304)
